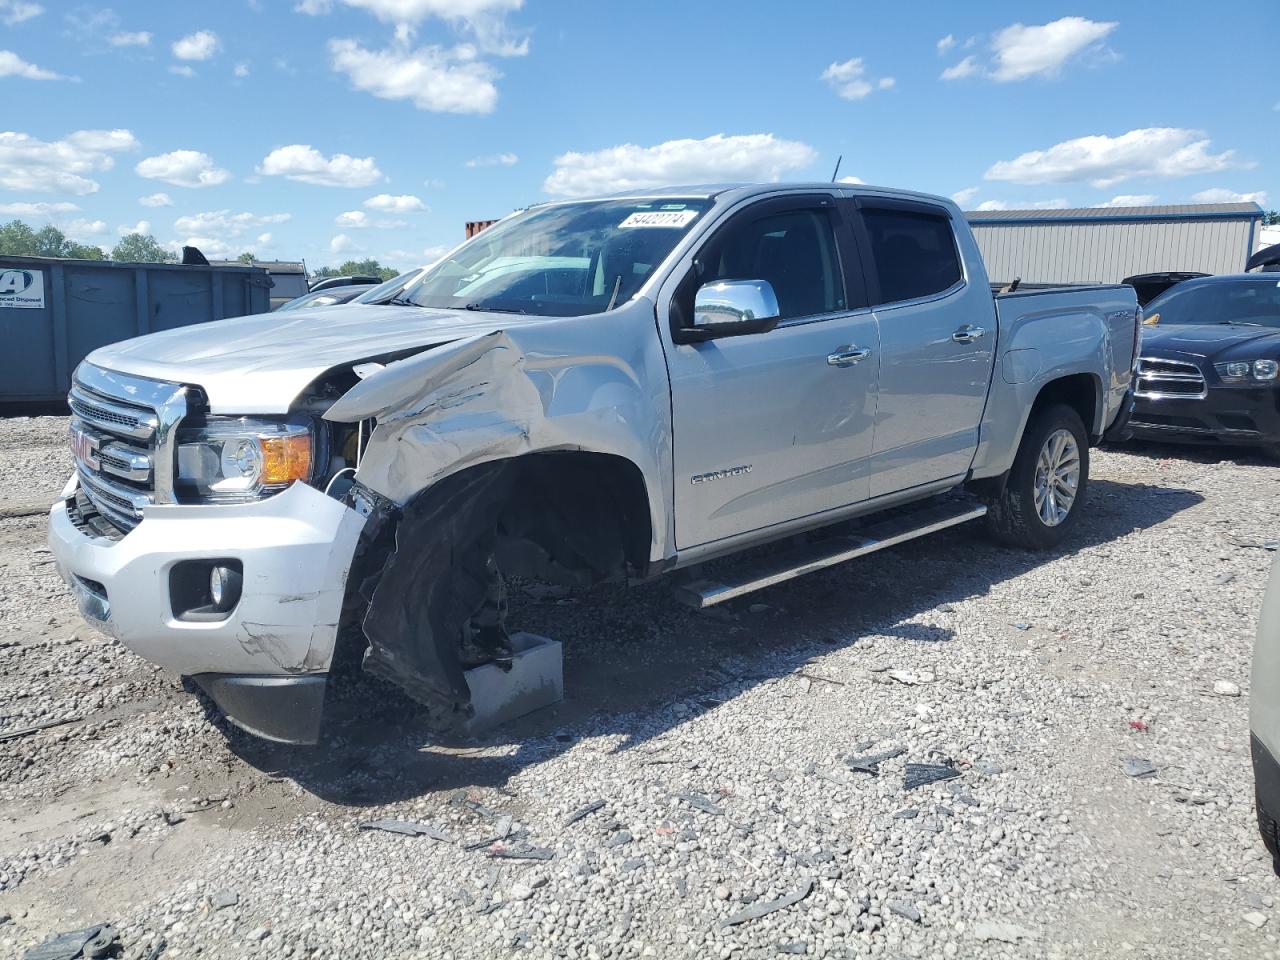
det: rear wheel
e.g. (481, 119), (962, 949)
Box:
(985, 404), (1089, 550)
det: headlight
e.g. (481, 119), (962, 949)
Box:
(1214, 359), (1280, 383)
(175, 418), (313, 502)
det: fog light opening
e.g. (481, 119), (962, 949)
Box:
(210, 564), (243, 612)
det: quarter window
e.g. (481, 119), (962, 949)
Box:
(861, 207), (962, 305)
(698, 209), (846, 321)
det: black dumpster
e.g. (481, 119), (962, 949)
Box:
(0, 255), (271, 402)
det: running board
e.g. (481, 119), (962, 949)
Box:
(673, 498), (988, 609)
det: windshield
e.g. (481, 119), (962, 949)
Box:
(1148, 279), (1280, 329)
(402, 198), (711, 317)
(354, 268), (425, 304)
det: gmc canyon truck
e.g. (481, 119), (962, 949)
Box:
(49, 183), (1140, 743)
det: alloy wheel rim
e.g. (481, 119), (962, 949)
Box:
(1032, 428), (1080, 527)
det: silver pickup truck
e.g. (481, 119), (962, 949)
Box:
(49, 183), (1139, 742)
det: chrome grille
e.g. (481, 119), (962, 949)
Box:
(68, 364), (187, 534)
(1135, 357), (1207, 400)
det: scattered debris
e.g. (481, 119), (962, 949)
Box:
(893, 809), (919, 819)
(359, 819), (452, 842)
(602, 830), (632, 849)
(1213, 571), (1236, 585)
(1013, 623), (1031, 631)
(562, 800), (606, 826)
(487, 842), (554, 861)
(887, 669), (935, 686)
(846, 746), (906, 775)
(0, 715), (82, 743)
(673, 791), (724, 816)
(22, 923), (120, 960)
(778, 943), (807, 955)
(1122, 757), (1158, 779)
(888, 901), (922, 923)
(1128, 720), (1149, 732)
(972, 760), (1003, 775)
(973, 921), (1037, 943)
(142, 938), (166, 960)
(1243, 911), (1269, 929)
(620, 858), (644, 873)
(1212, 680), (1242, 698)
(903, 763), (961, 790)
(719, 878), (814, 927)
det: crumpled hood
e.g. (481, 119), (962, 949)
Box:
(85, 302), (543, 414)
(1141, 323), (1280, 360)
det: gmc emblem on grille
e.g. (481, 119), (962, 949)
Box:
(70, 423), (101, 471)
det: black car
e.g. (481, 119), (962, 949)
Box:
(1131, 274), (1280, 460)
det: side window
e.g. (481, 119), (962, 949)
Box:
(861, 207), (962, 305)
(699, 208), (846, 321)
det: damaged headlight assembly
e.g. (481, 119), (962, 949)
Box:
(175, 418), (314, 502)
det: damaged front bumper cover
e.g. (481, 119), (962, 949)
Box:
(49, 478), (366, 744)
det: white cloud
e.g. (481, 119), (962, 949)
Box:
(168, 64), (195, 78)
(0, 1), (41, 25)
(465, 152), (517, 168)
(951, 186), (980, 206)
(1191, 187), (1268, 205)
(821, 58), (893, 101)
(258, 144), (383, 187)
(136, 150), (231, 188)
(0, 200), (78, 217)
(314, 0), (530, 56)
(990, 17), (1116, 82)
(976, 199), (1069, 211)
(172, 30), (219, 61)
(234, 62), (250, 77)
(328, 38), (501, 114)
(940, 56), (979, 81)
(837, 175), (864, 184)
(108, 30), (151, 47)
(256, 232), (272, 247)
(544, 133), (817, 197)
(173, 210), (291, 237)
(335, 209), (407, 229)
(936, 34), (955, 54)
(985, 128), (1238, 188)
(66, 217), (107, 236)
(294, 0), (330, 12)
(172, 236), (238, 259)
(1099, 194), (1158, 207)
(330, 233), (357, 253)
(117, 219), (150, 236)
(365, 193), (426, 213)
(0, 49), (67, 80)
(0, 128), (136, 194)
(139, 192), (173, 207)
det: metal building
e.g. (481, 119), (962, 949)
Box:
(966, 202), (1263, 286)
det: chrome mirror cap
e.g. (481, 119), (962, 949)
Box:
(693, 279), (780, 329)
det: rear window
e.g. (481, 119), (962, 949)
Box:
(1147, 279), (1280, 329)
(862, 207), (962, 305)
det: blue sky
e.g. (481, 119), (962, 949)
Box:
(0, 0), (1273, 270)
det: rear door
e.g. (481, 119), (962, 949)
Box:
(848, 197), (997, 497)
(662, 193), (880, 547)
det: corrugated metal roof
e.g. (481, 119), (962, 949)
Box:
(966, 202), (1262, 222)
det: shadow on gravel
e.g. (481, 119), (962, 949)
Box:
(213, 476), (1203, 807)
(1104, 438), (1278, 468)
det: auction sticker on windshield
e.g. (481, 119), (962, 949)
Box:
(618, 210), (699, 229)
(0, 268), (44, 309)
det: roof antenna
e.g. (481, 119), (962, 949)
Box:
(830, 155), (843, 183)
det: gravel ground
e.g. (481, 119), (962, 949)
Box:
(1, 413), (1278, 960)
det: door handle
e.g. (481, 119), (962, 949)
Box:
(826, 346), (872, 367)
(952, 324), (986, 343)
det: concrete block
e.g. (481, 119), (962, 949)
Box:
(462, 632), (563, 735)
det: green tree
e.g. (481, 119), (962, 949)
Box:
(236, 251), (256, 263)
(1264, 209), (1280, 227)
(111, 233), (177, 264)
(0, 219), (39, 255)
(313, 259), (397, 281)
(0, 219), (107, 259)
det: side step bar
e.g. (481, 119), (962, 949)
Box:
(673, 498), (988, 609)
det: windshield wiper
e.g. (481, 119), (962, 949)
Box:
(384, 296), (418, 306)
(464, 302), (528, 315)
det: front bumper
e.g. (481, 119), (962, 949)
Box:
(1131, 381), (1280, 447)
(48, 478), (366, 742)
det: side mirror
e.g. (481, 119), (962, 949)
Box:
(687, 279), (780, 340)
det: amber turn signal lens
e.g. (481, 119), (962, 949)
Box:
(259, 433), (311, 486)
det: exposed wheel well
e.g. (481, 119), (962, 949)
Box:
(1031, 374), (1099, 441)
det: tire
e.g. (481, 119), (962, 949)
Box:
(985, 404), (1090, 550)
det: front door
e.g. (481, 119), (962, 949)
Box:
(851, 198), (996, 497)
(662, 194), (881, 548)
